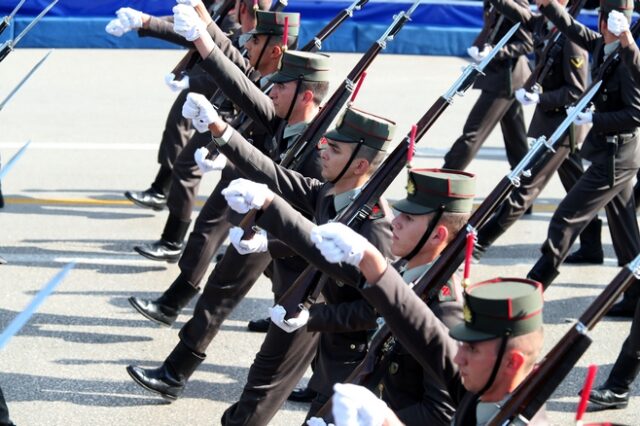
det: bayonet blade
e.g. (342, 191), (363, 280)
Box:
(0, 50), (51, 111)
(477, 22), (521, 72)
(547, 81), (602, 145)
(7, 0), (27, 21)
(13, 0), (58, 46)
(0, 140), (31, 180)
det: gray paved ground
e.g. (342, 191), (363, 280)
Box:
(0, 48), (638, 425)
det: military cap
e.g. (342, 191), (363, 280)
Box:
(248, 11), (300, 37)
(600, 0), (634, 19)
(324, 106), (396, 152)
(393, 168), (476, 215)
(449, 278), (543, 342)
(270, 50), (331, 83)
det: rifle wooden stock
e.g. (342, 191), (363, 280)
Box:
(487, 256), (640, 425)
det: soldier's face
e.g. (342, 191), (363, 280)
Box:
(390, 213), (431, 257)
(246, 34), (268, 68)
(319, 139), (355, 181)
(270, 81), (299, 118)
(454, 339), (502, 394)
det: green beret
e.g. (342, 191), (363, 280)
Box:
(324, 106), (396, 152)
(393, 168), (476, 215)
(449, 278), (544, 342)
(600, 0), (634, 19)
(270, 50), (331, 83)
(248, 11), (300, 37)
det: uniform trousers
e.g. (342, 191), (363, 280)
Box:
(443, 91), (528, 171)
(532, 163), (640, 272)
(606, 298), (640, 391)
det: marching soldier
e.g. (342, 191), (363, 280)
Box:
(442, 0), (533, 172)
(126, 49), (339, 426)
(472, 0), (606, 265)
(588, 10), (640, 410)
(310, 221), (547, 425)
(527, 0), (640, 319)
(235, 168), (476, 424)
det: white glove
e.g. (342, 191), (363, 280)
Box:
(194, 147), (227, 173)
(332, 383), (388, 426)
(116, 7), (144, 31)
(269, 304), (309, 333)
(105, 18), (127, 36)
(310, 223), (368, 267)
(608, 10), (629, 37)
(221, 178), (273, 214)
(574, 110), (593, 125)
(307, 417), (334, 426)
(467, 45), (491, 62)
(515, 88), (540, 106)
(229, 226), (268, 255)
(182, 93), (219, 133)
(176, 0), (200, 6)
(164, 73), (190, 92)
(173, 4), (207, 41)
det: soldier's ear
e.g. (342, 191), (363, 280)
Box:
(505, 350), (525, 373)
(434, 224), (449, 244)
(300, 89), (314, 104)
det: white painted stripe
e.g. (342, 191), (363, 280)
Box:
(0, 142), (158, 151)
(1, 254), (174, 266)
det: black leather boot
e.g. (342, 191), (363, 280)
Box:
(287, 386), (318, 403)
(125, 187), (167, 211)
(527, 256), (560, 291)
(473, 215), (508, 262)
(608, 280), (640, 318)
(127, 341), (205, 401)
(564, 218), (604, 264)
(129, 275), (199, 326)
(0, 179), (4, 209)
(134, 215), (190, 263)
(247, 317), (271, 332)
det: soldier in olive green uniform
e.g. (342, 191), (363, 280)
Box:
(442, 0), (533, 172)
(240, 169), (477, 424)
(527, 0), (640, 312)
(310, 220), (548, 424)
(126, 51), (338, 426)
(214, 106), (396, 422)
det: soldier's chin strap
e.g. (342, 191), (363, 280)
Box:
(283, 76), (303, 125)
(402, 205), (445, 262)
(254, 34), (272, 74)
(478, 332), (511, 397)
(330, 140), (364, 185)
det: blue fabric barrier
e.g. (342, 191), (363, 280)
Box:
(0, 0), (602, 55)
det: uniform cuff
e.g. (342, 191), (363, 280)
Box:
(212, 124), (234, 147)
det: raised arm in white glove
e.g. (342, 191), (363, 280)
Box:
(515, 88), (540, 106)
(173, 4), (208, 41)
(269, 304), (309, 333)
(310, 222), (369, 267)
(105, 19), (127, 36)
(467, 45), (491, 63)
(165, 73), (190, 92)
(182, 92), (219, 133)
(194, 147), (227, 173)
(608, 10), (629, 37)
(116, 7), (144, 32)
(228, 226), (268, 255)
(331, 383), (390, 426)
(221, 178), (274, 214)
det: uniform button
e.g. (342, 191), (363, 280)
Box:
(350, 344), (356, 350)
(337, 281), (344, 287)
(602, 94), (608, 101)
(377, 384), (384, 393)
(389, 362), (399, 375)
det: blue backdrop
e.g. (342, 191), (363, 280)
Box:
(0, 0), (601, 55)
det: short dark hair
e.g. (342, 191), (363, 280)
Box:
(355, 144), (386, 170)
(267, 34), (299, 50)
(299, 80), (330, 106)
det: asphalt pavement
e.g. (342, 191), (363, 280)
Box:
(0, 48), (638, 425)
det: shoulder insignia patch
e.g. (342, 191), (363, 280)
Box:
(570, 56), (584, 69)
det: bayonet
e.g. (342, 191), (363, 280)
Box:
(0, 0), (27, 36)
(0, 0), (58, 63)
(0, 140), (31, 180)
(0, 50), (51, 111)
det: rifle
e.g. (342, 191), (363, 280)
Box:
(520, 0), (587, 93)
(313, 78), (602, 420)
(0, 0), (58, 63)
(276, 22), (523, 320)
(487, 253), (640, 425)
(0, 0), (26, 36)
(473, 4), (504, 49)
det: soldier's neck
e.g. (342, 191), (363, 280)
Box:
(287, 105), (319, 127)
(405, 250), (438, 270)
(332, 174), (367, 195)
